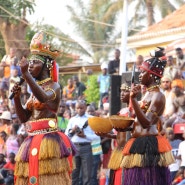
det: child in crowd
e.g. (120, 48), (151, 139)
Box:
(57, 101), (69, 132)
(166, 127), (182, 181)
(0, 132), (7, 155)
(1, 152), (15, 185)
(0, 154), (6, 169)
(172, 166), (185, 185)
(5, 124), (20, 157)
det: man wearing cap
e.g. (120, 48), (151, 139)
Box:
(98, 63), (110, 109)
(161, 75), (175, 124)
(163, 56), (178, 80)
(164, 79), (185, 128)
(0, 111), (12, 157)
(0, 111), (12, 135)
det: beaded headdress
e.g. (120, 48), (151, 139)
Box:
(120, 83), (131, 91)
(140, 47), (166, 79)
(30, 31), (60, 59)
(29, 31), (60, 82)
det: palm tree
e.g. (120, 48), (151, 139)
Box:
(130, 0), (184, 27)
(67, 0), (123, 63)
(67, 0), (184, 63)
(0, 0), (89, 66)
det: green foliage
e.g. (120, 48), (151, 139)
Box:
(67, 0), (123, 63)
(128, 0), (185, 27)
(0, 0), (35, 23)
(84, 75), (100, 108)
(0, 33), (5, 59)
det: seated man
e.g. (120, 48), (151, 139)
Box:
(164, 79), (185, 128)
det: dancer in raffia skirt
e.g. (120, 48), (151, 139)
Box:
(11, 31), (76, 185)
(120, 48), (175, 185)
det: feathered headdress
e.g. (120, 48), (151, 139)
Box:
(30, 31), (60, 82)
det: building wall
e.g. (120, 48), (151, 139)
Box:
(135, 42), (170, 59)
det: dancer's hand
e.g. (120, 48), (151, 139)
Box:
(130, 84), (141, 98)
(11, 82), (21, 98)
(19, 56), (29, 74)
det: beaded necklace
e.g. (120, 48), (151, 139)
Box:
(146, 85), (159, 92)
(37, 78), (51, 85)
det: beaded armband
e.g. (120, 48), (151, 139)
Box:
(45, 88), (56, 100)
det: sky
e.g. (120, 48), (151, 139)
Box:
(27, 0), (73, 35)
(27, 0), (185, 63)
(27, 0), (97, 62)
(27, 0), (180, 35)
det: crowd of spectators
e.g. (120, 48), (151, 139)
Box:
(0, 47), (185, 185)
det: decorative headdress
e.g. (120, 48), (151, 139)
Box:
(120, 83), (131, 91)
(139, 47), (167, 83)
(29, 31), (60, 82)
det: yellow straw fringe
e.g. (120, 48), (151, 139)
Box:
(15, 173), (71, 185)
(16, 136), (67, 162)
(15, 158), (70, 177)
(120, 154), (142, 168)
(15, 141), (29, 162)
(121, 151), (175, 168)
(15, 177), (28, 185)
(39, 158), (70, 175)
(108, 148), (124, 170)
(15, 162), (29, 177)
(158, 151), (175, 166)
(16, 135), (70, 162)
(39, 137), (61, 159)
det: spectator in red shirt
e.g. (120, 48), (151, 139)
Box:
(1, 152), (15, 185)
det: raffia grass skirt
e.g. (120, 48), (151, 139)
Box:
(15, 132), (76, 185)
(108, 147), (123, 170)
(120, 135), (175, 185)
(121, 135), (175, 168)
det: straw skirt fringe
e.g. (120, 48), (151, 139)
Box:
(15, 132), (75, 185)
(108, 148), (123, 170)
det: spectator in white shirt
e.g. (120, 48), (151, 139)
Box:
(177, 129), (185, 167)
(65, 100), (97, 185)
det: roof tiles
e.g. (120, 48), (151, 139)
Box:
(139, 4), (185, 35)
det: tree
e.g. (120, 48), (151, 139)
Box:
(67, 0), (123, 63)
(0, 33), (5, 59)
(67, 0), (184, 63)
(129, 0), (185, 27)
(84, 75), (100, 108)
(0, 0), (89, 67)
(0, 0), (36, 58)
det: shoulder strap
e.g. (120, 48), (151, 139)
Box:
(82, 120), (88, 129)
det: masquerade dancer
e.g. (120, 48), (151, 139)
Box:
(12, 31), (76, 185)
(121, 48), (175, 185)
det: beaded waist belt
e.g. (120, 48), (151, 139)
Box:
(26, 118), (58, 136)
